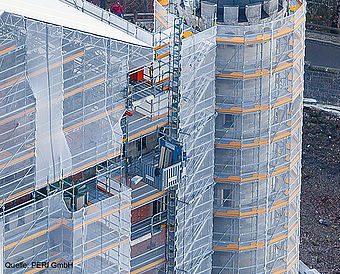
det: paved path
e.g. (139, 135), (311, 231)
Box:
(305, 39), (340, 69)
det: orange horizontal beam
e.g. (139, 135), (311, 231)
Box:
(0, 106), (35, 126)
(63, 104), (124, 133)
(2, 118), (165, 195)
(272, 252), (299, 274)
(4, 221), (63, 251)
(131, 258), (166, 274)
(0, 77), (107, 128)
(216, 86), (303, 114)
(16, 105), (123, 164)
(0, 51), (85, 127)
(215, 152), (300, 185)
(128, 121), (168, 141)
(0, 45), (16, 55)
(73, 238), (129, 265)
(64, 78), (106, 99)
(216, 104), (269, 114)
(216, 37), (245, 44)
(215, 119), (301, 149)
(213, 222), (298, 251)
(131, 190), (167, 208)
(215, 138), (268, 149)
(154, 43), (169, 51)
(216, 52), (303, 79)
(3, 187), (164, 249)
(151, 110), (169, 121)
(0, 51), (84, 91)
(74, 203), (130, 230)
(60, 151), (121, 185)
(0, 186), (35, 205)
(4, 196), (129, 250)
(97, 185), (114, 197)
(216, 13), (304, 45)
(155, 51), (170, 60)
(0, 151), (34, 170)
(155, 76), (170, 85)
(214, 187), (300, 217)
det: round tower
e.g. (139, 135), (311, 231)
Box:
(210, 1), (305, 273)
(176, 0), (305, 272)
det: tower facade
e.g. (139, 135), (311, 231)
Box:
(185, 0), (305, 272)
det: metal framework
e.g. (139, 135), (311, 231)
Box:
(212, 1), (305, 273)
(0, 4), (152, 273)
(176, 26), (217, 273)
(165, 16), (183, 273)
(0, 0), (306, 273)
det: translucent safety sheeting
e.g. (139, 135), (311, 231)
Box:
(71, 182), (131, 273)
(61, 31), (128, 183)
(1, 192), (64, 273)
(154, 0), (175, 32)
(176, 26), (216, 273)
(0, 10), (153, 199)
(26, 21), (72, 188)
(212, 3), (305, 273)
(0, 183), (131, 273)
(0, 12), (35, 203)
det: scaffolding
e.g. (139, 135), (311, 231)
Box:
(175, 25), (217, 273)
(0, 0), (307, 272)
(0, 1), (153, 272)
(212, 1), (305, 273)
(0, 168), (131, 273)
(60, 0), (153, 45)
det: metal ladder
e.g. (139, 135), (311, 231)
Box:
(166, 17), (183, 273)
(120, 85), (133, 184)
(169, 18), (183, 140)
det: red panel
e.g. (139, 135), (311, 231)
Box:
(5, 193), (31, 210)
(129, 67), (144, 82)
(135, 69), (144, 81)
(131, 229), (166, 258)
(131, 203), (151, 225)
(72, 172), (82, 183)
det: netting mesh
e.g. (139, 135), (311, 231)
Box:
(70, 182), (131, 273)
(213, 3), (305, 273)
(154, 0), (175, 32)
(176, 26), (216, 273)
(1, 183), (131, 273)
(0, 8), (152, 274)
(0, 10), (152, 200)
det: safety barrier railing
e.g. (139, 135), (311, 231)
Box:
(60, 0), (153, 45)
(140, 161), (181, 190)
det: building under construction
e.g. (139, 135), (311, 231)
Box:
(0, 0), (305, 273)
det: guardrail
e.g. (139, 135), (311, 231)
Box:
(141, 162), (181, 190)
(60, 0), (153, 45)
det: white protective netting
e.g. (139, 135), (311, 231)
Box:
(176, 26), (217, 273)
(213, 3), (305, 273)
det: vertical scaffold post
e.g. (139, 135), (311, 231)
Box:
(166, 16), (183, 273)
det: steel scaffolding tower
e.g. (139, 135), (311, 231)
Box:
(166, 16), (183, 273)
(0, 0), (306, 272)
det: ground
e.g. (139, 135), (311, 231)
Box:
(300, 107), (340, 273)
